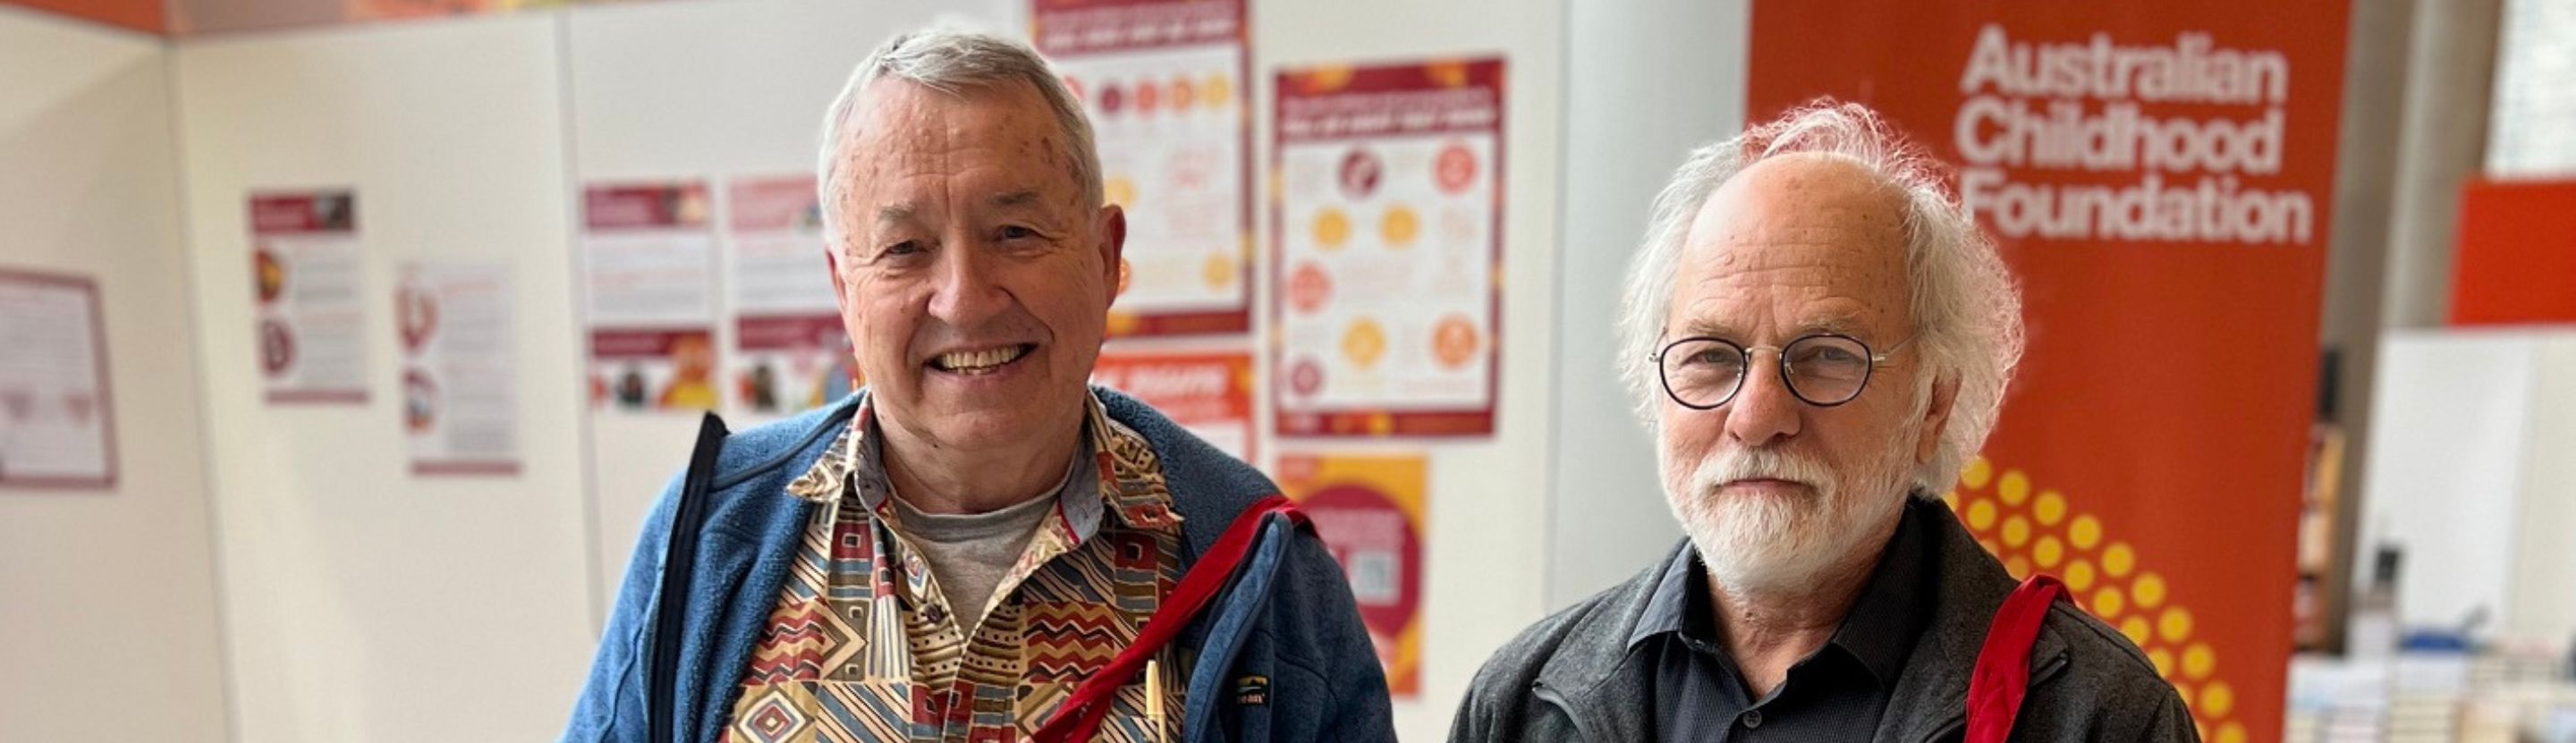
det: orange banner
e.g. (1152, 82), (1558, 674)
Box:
(1748, 2), (2350, 740)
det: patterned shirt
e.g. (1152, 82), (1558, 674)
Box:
(724, 393), (1190, 742)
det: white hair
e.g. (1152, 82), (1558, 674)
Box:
(815, 28), (1102, 245)
(1616, 99), (2026, 495)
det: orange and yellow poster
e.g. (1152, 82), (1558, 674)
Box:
(1275, 453), (1426, 698)
(250, 190), (369, 404)
(1035, 0), (1253, 338)
(1091, 350), (1255, 462)
(1747, 2), (2351, 740)
(1272, 59), (1504, 438)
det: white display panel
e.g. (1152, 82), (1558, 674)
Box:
(173, 15), (597, 743)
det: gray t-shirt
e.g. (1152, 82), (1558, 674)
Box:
(889, 460), (1086, 633)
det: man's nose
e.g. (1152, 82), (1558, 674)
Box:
(927, 242), (1009, 325)
(1724, 354), (1803, 447)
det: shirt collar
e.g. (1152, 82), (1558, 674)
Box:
(1628, 494), (1934, 688)
(783, 389), (1183, 536)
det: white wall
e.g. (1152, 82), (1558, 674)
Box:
(1546, 0), (1750, 610)
(2357, 330), (2555, 638)
(0, 8), (232, 740)
(1248, 3), (1563, 739)
(2507, 333), (2576, 641)
(171, 16), (596, 742)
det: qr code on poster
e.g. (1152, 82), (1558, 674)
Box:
(1348, 551), (1399, 604)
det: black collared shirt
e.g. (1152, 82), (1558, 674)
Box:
(1630, 499), (1935, 742)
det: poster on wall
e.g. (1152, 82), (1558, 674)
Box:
(0, 269), (115, 489)
(581, 181), (720, 412)
(1276, 453), (1425, 698)
(396, 261), (518, 477)
(1091, 350), (1255, 461)
(249, 190), (369, 404)
(1034, 0), (1253, 337)
(1746, 3), (2351, 739)
(724, 175), (852, 416)
(1272, 59), (1504, 438)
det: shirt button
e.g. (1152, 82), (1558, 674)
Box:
(1741, 710), (1764, 729)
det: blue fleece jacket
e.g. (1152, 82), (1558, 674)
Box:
(562, 389), (1394, 742)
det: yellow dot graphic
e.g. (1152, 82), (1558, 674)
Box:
(1999, 469), (2030, 505)
(2004, 555), (2030, 579)
(2216, 722), (2246, 743)
(2003, 515), (2031, 547)
(1312, 207), (1352, 249)
(1941, 491), (1959, 510)
(2070, 515), (2103, 550)
(1961, 457), (1993, 490)
(2170, 682), (2195, 710)
(2133, 572), (2167, 610)
(1205, 72), (1233, 108)
(1978, 538), (2001, 555)
(2092, 587), (2126, 618)
(1379, 205), (1420, 247)
(2066, 560), (2097, 591)
(2159, 606), (2194, 644)
(2104, 542), (2136, 577)
(2183, 643), (2216, 680)
(1966, 499), (1997, 530)
(2034, 536), (2064, 568)
(1201, 252), (1236, 289)
(2035, 490), (2067, 526)
(2202, 680), (2235, 718)
(2120, 616), (2151, 646)
(2148, 647), (2173, 677)
(1341, 318), (1386, 368)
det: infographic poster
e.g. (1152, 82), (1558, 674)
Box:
(0, 269), (115, 489)
(582, 181), (719, 412)
(1035, 0), (1253, 337)
(1273, 59), (1504, 438)
(724, 175), (849, 415)
(249, 190), (369, 404)
(397, 261), (518, 477)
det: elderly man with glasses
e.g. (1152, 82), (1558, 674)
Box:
(1450, 101), (2197, 742)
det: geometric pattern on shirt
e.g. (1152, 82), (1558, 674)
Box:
(724, 393), (1191, 743)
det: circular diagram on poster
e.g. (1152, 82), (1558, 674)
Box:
(254, 247), (288, 305)
(404, 369), (438, 433)
(1289, 358), (1325, 397)
(259, 319), (296, 376)
(1436, 142), (1479, 195)
(1288, 261), (1333, 315)
(398, 281), (439, 351)
(1338, 148), (1382, 200)
(1301, 483), (1422, 645)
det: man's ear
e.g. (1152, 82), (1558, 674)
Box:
(826, 246), (852, 314)
(1916, 373), (1961, 465)
(1098, 204), (1129, 304)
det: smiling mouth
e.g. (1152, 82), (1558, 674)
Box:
(928, 344), (1034, 376)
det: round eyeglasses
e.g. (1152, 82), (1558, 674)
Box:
(1652, 333), (1915, 409)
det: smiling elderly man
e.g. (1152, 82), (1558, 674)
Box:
(564, 29), (1391, 743)
(1451, 102), (2195, 742)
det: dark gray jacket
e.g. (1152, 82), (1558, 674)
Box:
(1450, 502), (2198, 742)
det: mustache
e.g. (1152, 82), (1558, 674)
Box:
(1692, 446), (1835, 493)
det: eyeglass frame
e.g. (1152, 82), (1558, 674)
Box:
(1648, 332), (1918, 409)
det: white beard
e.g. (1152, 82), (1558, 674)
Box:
(1662, 431), (1918, 597)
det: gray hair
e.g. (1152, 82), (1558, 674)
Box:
(1615, 99), (2025, 494)
(816, 28), (1102, 245)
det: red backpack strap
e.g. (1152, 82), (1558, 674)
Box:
(1966, 574), (2068, 743)
(1032, 494), (1309, 743)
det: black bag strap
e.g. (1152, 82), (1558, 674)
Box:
(649, 411), (730, 743)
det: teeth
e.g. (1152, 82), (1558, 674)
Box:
(934, 345), (1026, 373)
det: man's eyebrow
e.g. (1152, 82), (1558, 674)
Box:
(986, 190), (1044, 209)
(875, 203), (918, 225)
